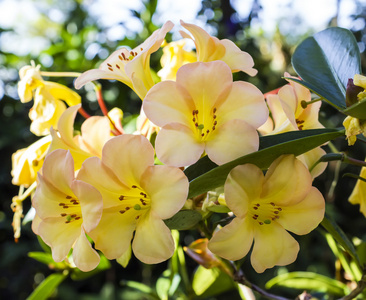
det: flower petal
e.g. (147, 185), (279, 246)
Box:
(101, 135), (154, 186)
(155, 123), (204, 167)
(89, 207), (136, 260)
(349, 165), (366, 217)
(225, 164), (264, 218)
(141, 165), (188, 219)
(251, 222), (299, 273)
(277, 85), (298, 128)
(38, 217), (81, 262)
(46, 81), (81, 107)
(261, 155), (312, 206)
(297, 147), (327, 178)
(208, 217), (254, 261)
(205, 119), (259, 165)
(71, 180), (103, 233)
(72, 227), (100, 272)
(132, 212), (175, 264)
(277, 187), (325, 235)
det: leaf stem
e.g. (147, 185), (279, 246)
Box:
(339, 273), (366, 300)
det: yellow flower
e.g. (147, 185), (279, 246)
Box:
(77, 134), (189, 264)
(258, 74), (327, 178)
(49, 105), (113, 170)
(11, 135), (51, 187)
(343, 116), (366, 146)
(32, 149), (103, 271)
(208, 155), (325, 273)
(349, 164), (366, 216)
(157, 39), (196, 81)
(17, 63), (81, 136)
(180, 20), (257, 76)
(75, 21), (174, 100)
(143, 60), (268, 167)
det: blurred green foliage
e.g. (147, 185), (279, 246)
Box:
(1, 0), (366, 299)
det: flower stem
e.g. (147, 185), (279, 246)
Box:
(339, 273), (366, 300)
(40, 71), (81, 77)
(78, 107), (91, 119)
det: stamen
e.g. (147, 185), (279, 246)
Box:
(66, 196), (72, 199)
(121, 52), (126, 60)
(119, 195), (125, 200)
(116, 64), (120, 69)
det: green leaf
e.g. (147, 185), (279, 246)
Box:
(26, 273), (67, 300)
(342, 98), (366, 119)
(292, 27), (361, 110)
(321, 213), (361, 266)
(28, 252), (67, 270)
(207, 205), (231, 213)
(188, 128), (344, 199)
(265, 271), (349, 296)
(164, 210), (202, 230)
(121, 280), (159, 299)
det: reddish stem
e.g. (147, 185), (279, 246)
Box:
(78, 107), (91, 119)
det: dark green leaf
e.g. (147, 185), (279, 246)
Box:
(292, 27), (361, 110)
(26, 273), (67, 300)
(265, 272), (349, 295)
(28, 252), (66, 270)
(188, 128), (344, 198)
(164, 210), (202, 230)
(342, 98), (366, 119)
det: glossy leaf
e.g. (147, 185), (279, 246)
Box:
(342, 98), (366, 119)
(292, 27), (361, 110)
(27, 273), (67, 300)
(188, 128), (344, 198)
(265, 272), (349, 296)
(164, 210), (202, 230)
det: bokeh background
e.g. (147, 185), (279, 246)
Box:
(1, 0), (366, 299)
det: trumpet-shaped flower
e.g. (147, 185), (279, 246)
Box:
(17, 63), (81, 136)
(75, 21), (174, 100)
(49, 104), (112, 170)
(180, 20), (257, 76)
(32, 149), (103, 272)
(157, 39), (197, 81)
(348, 163), (366, 216)
(143, 61), (268, 167)
(258, 74), (326, 178)
(77, 134), (189, 264)
(11, 135), (51, 187)
(208, 155), (325, 273)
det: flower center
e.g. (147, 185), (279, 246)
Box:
(296, 118), (305, 130)
(191, 107), (218, 141)
(59, 195), (82, 224)
(250, 201), (282, 226)
(117, 184), (151, 221)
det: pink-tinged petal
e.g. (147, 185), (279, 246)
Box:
(143, 80), (195, 127)
(77, 157), (129, 209)
(219, 39), (257, 76)
(72, 228), (100, 272)
(266, 94), (295, 134)
(251, 222), (299, 273)
(277, 187), (325, 235)
(225, 164), (264, 218)
(132, 212), (175, 264)
(205, 119), (259, 165)
(141, 165), (188, 219)
(89, 208), (136, 260)
(175, 61), (232, 112)
(75, 68), (132, 90)
(38, 217), (81, 262)
(208, 217), (254, 261)
(261, 155), (312, 206)
(71, 180), (103, 233)
(32, 213), (42, 234)
(277, 85), (298, 129)
(155, 123), (204, 167)
(33, 174), (76, 219)
(41, 149), (74, 195)
(79, 116), (111, 156)
(101, 135), (154, 186)
(216, 81), (267, 128)
(257, 115), (274, 135)
(297, 147), (327, 179)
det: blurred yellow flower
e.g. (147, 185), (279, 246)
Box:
(208, 155), (325, 273)
(349, 164), (366, 216)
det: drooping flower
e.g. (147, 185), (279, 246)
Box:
(348, 163), (366, 217)
(208, 155), (325, 273)
(75, 21), (174, 100)
(258, 74), (327, 178)
(143, 60), (268, 167)
(157, 39), (196, 81)
(179, 20), (257, 76)
(77, 134), (189, 264)
(49, 104), (113, 170)
(32, 149), (103, 272)
(17, 63), (81, 136)
(11, 135), (51, 187)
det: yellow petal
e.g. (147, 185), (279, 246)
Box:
(46, 81), (81, 107)
(132, 212), (175, 264)
(208, 217), (254, 261)
(251, 222), (299, 273)
(349, 165), (366, 217)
